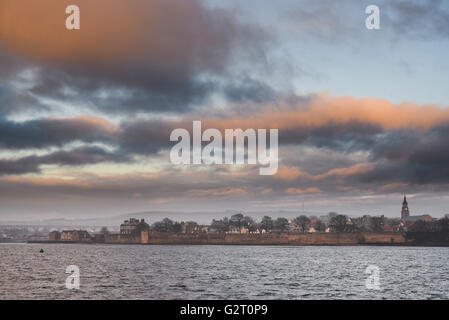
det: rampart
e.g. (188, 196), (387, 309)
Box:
(140, 231), (406, 245)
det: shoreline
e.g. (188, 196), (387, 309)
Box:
(33, 230), (449, 247)
(27, 240), (449, 247)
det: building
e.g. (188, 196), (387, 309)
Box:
(400, 196), (433, 230)
(49, 231), (61, 241)
(60, 230), (91, 241)
(182, 221), (200, 234)
(120, 218), (150, 235)
(401, 195), (410, 220)
(92, 232), (105, 243)
(405, 215), (433, 223)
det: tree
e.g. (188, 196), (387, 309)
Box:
(152, 218), (174, 232)
(230, 213), (244, 228)
(210, 219), (228, 232)
(242, 216), (257, 231)
(100, 227), (109, 234)
(294, 215), (311, 232)
(330, 215), (348, 232)
(274, 217), (289, 232)
(173, 222), (183, 233)
(260, 216), (273, 232)
(370, 217), (384, 232)
(328, 212), (338, 218)
(312, 220), (326, 232)
(350, 217), (365, 232)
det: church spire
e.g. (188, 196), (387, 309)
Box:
(401, 194), (410, 220)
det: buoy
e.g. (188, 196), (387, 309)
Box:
(40, 248), (44, 253)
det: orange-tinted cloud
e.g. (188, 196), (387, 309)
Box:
(285, 187), (321, 194)
(199, 93), (449, 131)
(273, 166), (308, 181)
(0, 0), (259, 71)
(314, 163), (374, 180)
(379, 183), (409, 191)
(191, 187), (249, 197)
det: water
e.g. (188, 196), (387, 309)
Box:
(0, 243), (448, 299)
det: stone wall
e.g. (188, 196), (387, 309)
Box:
(104, 233), (141, 244)
(47, 231), (406, 245)
(138, 231), (406, 245)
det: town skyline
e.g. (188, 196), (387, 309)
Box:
(1, 194), (447, 226)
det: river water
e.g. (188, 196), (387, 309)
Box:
(0, 243), (448, 299)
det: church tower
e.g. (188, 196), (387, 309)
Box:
(401, 195), (410, 220)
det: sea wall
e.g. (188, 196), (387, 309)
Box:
(42, 231), (406, 245)
(140, 231), (405, 245)
(104, 233), (141, 244)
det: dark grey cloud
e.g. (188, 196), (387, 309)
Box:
(0, 117), (114, 149)
(0, 84), (41, 116)
(0, 47), (45, 116)
(116, 119), (175, 155)
(336, 123), (449, 186)
(280, 121), (383, 151)
(0, 146), (129, 176)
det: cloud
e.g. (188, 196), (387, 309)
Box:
(0, 116), (115, 149)
(353, 124), (449, 185)
(273, 166), (307, 181)
(285, 0), (449, 44)
(0, 146), (129, 176)
(285, 187), (321, 194)
(0, 0), (270, 114)
(2, 93), (449, 207)
(285, 0), (358, 43)
(386, 0), (449, 39)
(223, 76), (277, 103)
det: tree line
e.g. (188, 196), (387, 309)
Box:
(149, 212), (404, 233)
(148, 213), (449, 240)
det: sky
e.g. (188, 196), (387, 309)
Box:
(1, 0), (449, 221)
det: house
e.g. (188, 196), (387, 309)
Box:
(181, 221), (200, 234)
(59, 230), (91, 241)
(92, 232), (105, 243)
(240, 227), (249, 234)
(120, 218), (150, 235)
(227, 227), (241, 233)
(49, 231), (61, 241)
